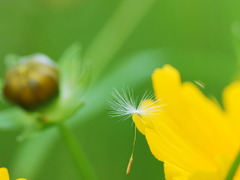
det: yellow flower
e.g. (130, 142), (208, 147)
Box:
(0, 168), (26, 180)
(132, 65), (240, 180)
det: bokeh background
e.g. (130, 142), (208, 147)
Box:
(0, 0), (239, 179)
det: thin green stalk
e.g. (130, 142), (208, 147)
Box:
(225, 151), (240, 180)
(232, 23), (240, 79)
(58, 122), (96, 180)
(84, 0), (157, 81)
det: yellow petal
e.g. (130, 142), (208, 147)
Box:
(164, 161), (190, 180)
(145, 126), (216, 173)
(132, 99), (163, 134)
(223, 81), (240, 137)
(152, 65), (181, 103)
(189, 171), (220, 180)
(180, 82), (238, 158)
(132, 113), (146, 134)
(0, 168), (10, 180)
(151, 65), (191, 139)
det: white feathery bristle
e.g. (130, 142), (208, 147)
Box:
(108, 88), (165, 121)
(194, 80), (205, 88)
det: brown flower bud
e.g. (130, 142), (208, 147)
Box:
(3, 54), (59, 110)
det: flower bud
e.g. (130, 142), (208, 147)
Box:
(3, 54), (59, 110)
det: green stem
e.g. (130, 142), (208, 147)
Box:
(84, 0), (156, 81)
(225, 151), (240, 180)
(58, 122), (96, 180)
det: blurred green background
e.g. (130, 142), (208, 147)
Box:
(0, 0), (239, 179)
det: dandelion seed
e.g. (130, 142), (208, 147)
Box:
(194, 80), (205, 88)
(126, 125), (137, 174)
(108, 88), (165, 175)
(108, 88), (165, 121)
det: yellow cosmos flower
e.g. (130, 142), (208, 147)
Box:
(131, 65), (240, 180)
(0, 168), (26, 180)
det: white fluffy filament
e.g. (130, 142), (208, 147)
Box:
(108, 88), (165, 121)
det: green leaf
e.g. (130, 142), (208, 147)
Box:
(0, 108), (33, 130)
(232, 22), (240, 74)
(59, 44), (90, 100)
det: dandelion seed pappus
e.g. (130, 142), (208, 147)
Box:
(108, 88), (166, 174)
(108, 88), (165, 120)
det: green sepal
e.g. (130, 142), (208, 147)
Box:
(35, 44), (90, 123)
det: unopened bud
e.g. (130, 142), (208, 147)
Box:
(3, 54), (59, 110)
